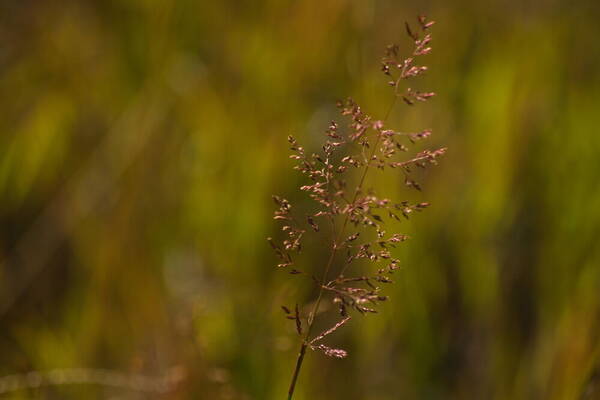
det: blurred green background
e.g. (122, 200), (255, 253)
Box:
(1, 0), (599, 399)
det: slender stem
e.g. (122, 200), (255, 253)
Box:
(286, 95), (398, 400)
(287, 342), (307, 400)
(287, 242), (337, 399)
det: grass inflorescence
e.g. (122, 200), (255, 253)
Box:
(268, 15), (444, 399)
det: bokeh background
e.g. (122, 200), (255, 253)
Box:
(1, 0), (599, 399)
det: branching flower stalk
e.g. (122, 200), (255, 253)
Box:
(268, 16), (444, 400)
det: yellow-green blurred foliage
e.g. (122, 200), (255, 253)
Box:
(1, 1), (599, 399)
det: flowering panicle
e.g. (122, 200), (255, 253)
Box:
(268, 16), (445, 400)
